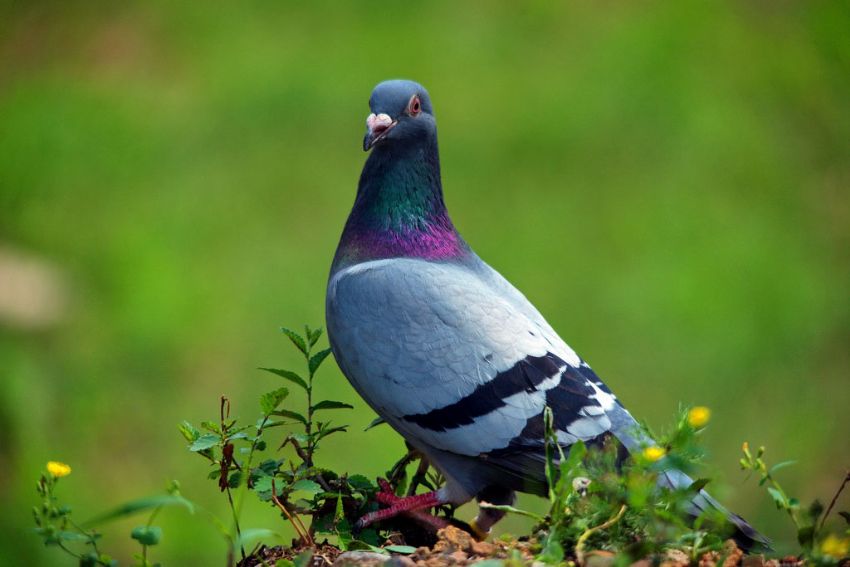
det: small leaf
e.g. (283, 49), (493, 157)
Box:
(766, 487), (787, 509)
(291, 479), (323, 495)
(260, 387), (289, 415)
(200, 420), (221, 434)
(807, 499), (824, 523)
(258, 368), (308, 391)
(312, 400), (354, 411)
(314, 426), (348, 442)
(347, 475), (375, 492)
(85, 495), (195, 526)
(309, 348), (333, 376)
(131, 526), (162, 546)
(189, 434), (220, 452)
(273, 409), (307, 425)
(838, 510), (850, 525)
(385, 545), (417, 554)
(281, 327), (308, 356)
(293, 551), (313, 567)
(178, 421), (199, 443)
(796, 525), (815, 550)
(365, 416), (386, 431)
(687, 478), (711, 493)
(768, 460), (797, 476)
(478, 502), (545, 522)
(54, 531), (90, 542)
(306, 326), (323, 347)
(234, 528), (279, 552)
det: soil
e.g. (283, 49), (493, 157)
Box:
(236, 525), (832, 567)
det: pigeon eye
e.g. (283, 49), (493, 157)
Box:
(408, 95), (421, 116)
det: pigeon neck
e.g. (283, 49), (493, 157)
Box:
(335, 141), (468, 268)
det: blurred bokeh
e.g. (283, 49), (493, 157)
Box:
(1, 2), (848, 564)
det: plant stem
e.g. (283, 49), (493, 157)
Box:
(305, 345), (314, 468)
(270, 479), (314, 546)
(575, 504), (627, 565)
(819, 470), (850, 533)
(226, 486), (246, 560)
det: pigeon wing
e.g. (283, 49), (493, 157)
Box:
(326, 258), (637, 469)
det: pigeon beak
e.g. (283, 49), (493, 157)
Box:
(363, 112), (396, 151)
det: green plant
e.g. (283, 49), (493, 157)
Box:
(740, 443), (850, 563)
(179, 325), (385, 561)
(486, 405), (736, 565)
(33, 463), (194, 567)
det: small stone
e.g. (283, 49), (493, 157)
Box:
(585, 550), (617, 567)
(742, 555), (765, 567)
(470, 540), (497, 557)
(436, 526), (474, 552)
(386, 556), (417, 567)
(333, 551), (388, 567)
(661, 549), (690, 567)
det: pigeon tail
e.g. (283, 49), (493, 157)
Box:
(660, 469), (772, 552)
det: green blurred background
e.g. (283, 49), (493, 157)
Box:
(1, 1), (848, 564)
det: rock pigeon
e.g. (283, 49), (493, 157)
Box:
(326, 79), (768, 548)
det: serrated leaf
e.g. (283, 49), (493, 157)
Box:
(273, 409), (307, 425)
(312, 400), (353, 411)
(306, 326), (323, 347)
(131, 526), (162, 546)
(189, 434), (220, 452)
(347, 475), (375, 492)
(251, 476), (275, 494)
(260, 387), (289, 415)
(85, 495), (194, 526)
(281, 327), (308, 356)
(365, 416), (386, 431)
(291, 479), (322, 495)
(385, 545), (417, 554)
(308, 348), (333, 376)
(258, 368), (308, 391)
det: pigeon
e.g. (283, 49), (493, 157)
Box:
(326, 79), (768, 548)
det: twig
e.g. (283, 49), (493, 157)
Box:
(270, 479), (314, 546)
(286, 438), (332, 491)
(575, 504), (627, 565)
(819, 470), (850, 533)
(226, 486), (246, 560)
(407, 455), (431, 497)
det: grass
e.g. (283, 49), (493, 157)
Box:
(30, 327), (850, 566)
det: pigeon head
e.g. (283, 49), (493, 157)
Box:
(363, 80), (436, 151)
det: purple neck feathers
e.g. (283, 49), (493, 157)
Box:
(333, 142), (468, 269)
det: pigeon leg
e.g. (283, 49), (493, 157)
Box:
(355, 479), (447, 530)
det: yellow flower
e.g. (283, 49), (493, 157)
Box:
(47, 461), (72, 478)
(642, 446), (666, 462)
(687, 406), (711, 428)
(821, 534), (850, 559)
